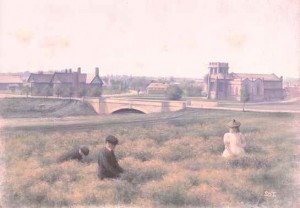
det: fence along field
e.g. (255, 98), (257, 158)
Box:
(1, 109), (299, 207)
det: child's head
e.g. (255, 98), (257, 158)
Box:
(105, 135), (119, 151)
(79, 146), (89, 156)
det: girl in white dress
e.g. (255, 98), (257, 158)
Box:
(222, 119), (246, 158)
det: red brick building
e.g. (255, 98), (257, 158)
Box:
(204, 62), (284, 101)
(27, 67), (103, 97)
(146, 83), (169, 94)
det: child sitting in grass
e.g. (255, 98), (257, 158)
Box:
(57, 146), (90, 163)
(222, 119), (246, 158)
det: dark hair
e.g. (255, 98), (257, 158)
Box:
(80, 146), (89, 155)
(105, 135), (119, 145)
(230, 126), (240, 133)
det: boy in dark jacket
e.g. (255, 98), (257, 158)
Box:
(97, 135), (124, 180)
(57, 146), (89, 163)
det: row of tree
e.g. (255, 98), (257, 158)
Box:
(105, 77), (204, 95)
(166, 85), (204, 100)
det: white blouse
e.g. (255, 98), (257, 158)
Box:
(222, 132), (246, 158)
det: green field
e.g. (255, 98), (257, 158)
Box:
(0, 97), (97, 118)
(218, 99), (300, 111)
(1, 109), (299, 207)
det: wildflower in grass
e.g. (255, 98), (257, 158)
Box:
(3, 109), (297, 207)
(27, 181), (50, 204)
(157, 136), (205, 162)
(118, 139), (157, 161)
(113, 180), (139, 204)
(141, 173), (192, 206)
(47, 188), (70, 206)
(121, 158), (168, 184)
(227, 154), (274, 169)
(227, 180), (265, 204)
(187, 184), (228, 206)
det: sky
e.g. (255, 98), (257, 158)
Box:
(0, 0), (299, 78)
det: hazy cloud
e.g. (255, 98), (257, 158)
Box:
(0, 0), (299, 78)
(41, 37), (70, 49)
(225, 34), (247, 49)
(10, 29), (33, 44)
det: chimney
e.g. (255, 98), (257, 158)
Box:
(65, 69), (68, 73)
(69, 69), (72, 73)
(95, 67), (99, 76)
(75, 68), (80, 88)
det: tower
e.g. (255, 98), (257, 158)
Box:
(208, 62), (229, 78)
(207, 62), (229, 100)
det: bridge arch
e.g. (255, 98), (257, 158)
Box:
(109, 106), (149, 114)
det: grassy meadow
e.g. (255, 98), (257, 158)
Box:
(1, 109), (299, 207)
(0, 97), (97, 118)
(218, 99), (300, 111)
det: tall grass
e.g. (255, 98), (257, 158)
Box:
(2, 109), (299, 207)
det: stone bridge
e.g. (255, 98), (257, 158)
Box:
(86, 97), (217, 114)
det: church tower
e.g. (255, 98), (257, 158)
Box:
(208, 62), (229, 78)
(207, 62), (229, 99)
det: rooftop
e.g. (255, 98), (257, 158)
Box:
(147, 82), (169, 89)
(52, 72), (86, 83)
(0, 75), (23, 83)
(27, 73), (53, 83)
(232, 73), (281, 81)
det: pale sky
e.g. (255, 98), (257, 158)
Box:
(0, 0), (299, 78)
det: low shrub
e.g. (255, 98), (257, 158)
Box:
(207, 136), (224, 155)
(249, 163), (293, 191)
(228, 155), (274, 169)
(118, 139), (157, 161)
(186, 184), (228, 206)
(26, 181), (50, 204)
(157, 137), (205, 162)
(39, 165), (64, 183)
(47, 188), (71, 206)
(113, 180), (139, 204)
(141, 173), (192, 206)
(121, 158), (168, 184)
(167, 119), (186, 127)
(228, 183), (264, 204)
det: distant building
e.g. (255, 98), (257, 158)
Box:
(51, 68), (87, 96)
(146, 82), (169, 94)
(205, 62), (284, 101)
(27, 73), (53, 95)
(0, 75), (23, 92)
(87, 67), (104, 86)
(27, 67), (103, 96)
(284, 79), (300, 98)
(285, 86), (300, 98)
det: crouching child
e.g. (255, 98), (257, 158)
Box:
(57, 146), (90, 163)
